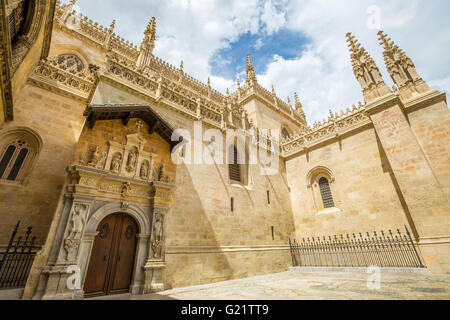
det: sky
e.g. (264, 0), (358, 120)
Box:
(71, 0), (450, 124)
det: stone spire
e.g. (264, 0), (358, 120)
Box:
(246, 54), (257, 86)
(109, 20), (116, 33)
(346, 32), (390, 102)
(136, 17), (156, 71)
(377, 30), (429, 97)
(294, 92), (303, 111)
(294, 92), (306, 124)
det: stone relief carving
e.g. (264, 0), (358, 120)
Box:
(88, 146), (107, 169)
(110, 153), (123, 173)
(140, 160), (150, 179)
(121, 202), (130, 212)
(64, 203), (89, 261)
(151, 213), (165, 259)
(126, 147), (138, 173)
(121, 182), (132, 198)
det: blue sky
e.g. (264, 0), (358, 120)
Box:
(71, 0), (450, 124)
(210, 29), (309, 80)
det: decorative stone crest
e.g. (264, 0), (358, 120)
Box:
(121, 182), (132, 198)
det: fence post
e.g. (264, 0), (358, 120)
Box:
(405, 226), (424, 268)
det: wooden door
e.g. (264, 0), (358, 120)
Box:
(84, 214), (138, 297)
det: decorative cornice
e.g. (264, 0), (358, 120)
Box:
(281, 104), (371, 157)
(363, 93), (400, 115)
(28, 56), (97, 102)
(402, 90), (446, 113)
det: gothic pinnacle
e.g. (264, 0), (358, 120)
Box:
(246, 54), (257, 86)
(294, 92), (303, 111)
(377, 30), (394, 51)
(109, 20), (116, 33)
(145, 17), (156, 39)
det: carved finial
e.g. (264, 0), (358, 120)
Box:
(271, 85), (275, 95)
(329, 109), (335, 120)
(287, 96), (291, 106)
(180, 60), (184, 73)
(246, 54), (257, 86)
(377, 30), (427, 94)
(208, 77), (211, 88)
(346, 32), (390, 102)
(377, 30), (393, 51)
(109, 20), (116, 33)
(137, 17), (157, 69)
(237, 77), (240, 89)
(226, 88), (230, 96)
(145, 17), (156, 39)
(294, 92), (303, 110)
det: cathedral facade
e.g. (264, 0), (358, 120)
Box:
(0, 1), (449, 300)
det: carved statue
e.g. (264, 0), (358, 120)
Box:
(126, 150), (138, 173)
(140, 161), (149, 179)
(64, 203), (88, 261)
(151, 213), (164, 258)
(157, 163), (164, 181)
(66, 204), (87, 240)
(110, 153), (122, 173)
(88, 146), (106, 169)
(88, 146), (101, 167)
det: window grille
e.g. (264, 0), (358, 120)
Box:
(229, 145), (242, 182)
(319, 177), (334, 208)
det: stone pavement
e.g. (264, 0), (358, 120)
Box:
(91, 269), (450, 300)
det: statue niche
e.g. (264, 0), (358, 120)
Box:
(126, 147), (138, 173)
(151, 213), (164, 259)
(140, 160), (150, 179)
(110, 153), (123, 173)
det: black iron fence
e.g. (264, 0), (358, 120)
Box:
(289, 226), (425, 268)
(0, 222), (37, 288)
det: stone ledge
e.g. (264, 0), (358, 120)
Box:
(289, 266), (430, 274)
(166, 245), (290, 254)
(0, 288), (24, 300)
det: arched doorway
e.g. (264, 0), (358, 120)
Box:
(84, 214), (138, 298)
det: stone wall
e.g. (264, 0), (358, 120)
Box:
(0, 84), (87, 245)
(92, 81), (297, 287)
(285, 125), (412, 239)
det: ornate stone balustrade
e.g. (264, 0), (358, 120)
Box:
(28, 56), (97, 102)
(105, 57), (223, 125)
(281, 104), (371, 157)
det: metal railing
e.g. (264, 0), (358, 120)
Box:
(289, 226), (425, 268)
(0, 222), (37, 288)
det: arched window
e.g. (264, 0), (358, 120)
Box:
(0, 128), (42, 184)
(281, 127), (291, 140)
(0, 140), (30, 181)
(306, 166), (338, 212)
(319, 177), (335, 208)
(7, 0), (31, 44)
(228, 145), (242, 183)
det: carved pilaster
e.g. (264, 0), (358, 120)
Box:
(143, 181), (175, 293)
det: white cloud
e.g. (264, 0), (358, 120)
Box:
(261, 0), (287, 35)
(74, 0), (450, 124)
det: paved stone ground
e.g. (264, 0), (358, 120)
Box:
(91, 270), (450, 300)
